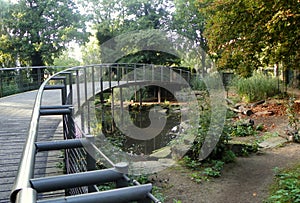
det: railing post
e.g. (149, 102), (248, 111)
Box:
(139, 86), (143, 109)
(109, 65), (112, 89)
(152, 65), (154, 82)
(67, 72), (73, 105)
(76, 69), (81, 110)
(85, 134), (96, 192)
(37, 68), (42, 85)
(84, 68), (88, 103)
(67, 107), (75, 139)
(134, 64), (137, 82)
(160, 66), (163, 82)
(92, 66), (95, 100)
(100, 66), (104, 104)
(122, 66), (125, 83)
(111, 88), (114, 119)
(62, 80), (67, 105)
(18, 69), (23, 93)
(120, 87), (123, 112)
(115, 162), (129, 188)
(143, 65), (146, 81)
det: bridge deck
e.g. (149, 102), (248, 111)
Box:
(0, 90), (64, 203)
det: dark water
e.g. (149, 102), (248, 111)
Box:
(95, 104), (181, 155)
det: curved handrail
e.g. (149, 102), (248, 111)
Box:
(10, 68), (69, 202)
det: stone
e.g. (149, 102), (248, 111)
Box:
(171, 144), (191, 160)
(258, 136), (287, 149)
(150, 146), (171, 158)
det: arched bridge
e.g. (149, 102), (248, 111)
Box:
(2, 64), (195, 203)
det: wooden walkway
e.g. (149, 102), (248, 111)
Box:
(0, 90), (64, 203)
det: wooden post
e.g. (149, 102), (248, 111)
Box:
(158, 87), (161, 103)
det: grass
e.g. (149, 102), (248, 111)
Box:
(231, 74), (280, 102)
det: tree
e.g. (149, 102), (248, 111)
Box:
(0, 0), (16, 67)
(201, 0), (300, 77)
(81, 33), (102, 65)
(85, 0), (179, 65)
(171, 0), (208, 73)
(0, 0), (88, 67)
(53, 50), (81, 67)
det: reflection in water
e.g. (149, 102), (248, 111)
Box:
(96, 104), (181, 155)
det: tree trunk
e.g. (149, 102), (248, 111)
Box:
(31, 51), (45, 85)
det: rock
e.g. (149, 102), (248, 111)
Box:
(258, 137), (287, 149)
(130, 158), (176, 175)
(171, 144), (191, 160)
(150, 146), (171, 158)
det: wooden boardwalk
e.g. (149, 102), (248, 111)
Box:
(0, 90), (64, 203)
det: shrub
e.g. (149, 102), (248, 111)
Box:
(231, 74), (279, 102)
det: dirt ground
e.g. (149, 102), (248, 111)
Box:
(152, 98), (300, 203)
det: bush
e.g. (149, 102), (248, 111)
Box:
(231, 74), (279, 102)
(2, 82), (19, 97)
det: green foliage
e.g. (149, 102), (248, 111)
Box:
(81, 33), (102, 65)
(152, 186), (166, 203)
(182, 156), (202, 170)
(98, 182), (116, 191)
(221, 150), (236, 163)
(266, 164), (300, 203)
(87, 0), (180, 65)
(172, 0), (207, 72)
(228, 124), (257, 137)
(53, 51), (81, 67)
(203, 160), (224, 178)
(188, 160), (225, 183)
(231, 74), (279, 102)
(131, 175), (166, 202)
(1, 82), (18, 97)
(201, 0), (300, 75)
(190, 77), (206, 91)
(0, 0), (88, 67)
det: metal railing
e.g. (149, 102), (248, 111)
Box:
(0, 66), (67, 98)
(10, 64), (194, 203)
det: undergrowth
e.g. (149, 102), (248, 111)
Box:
(231, 74), (279, 102)
(265, 164), (300, 203)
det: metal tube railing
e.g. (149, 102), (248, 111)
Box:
(0, 66), (67, 98)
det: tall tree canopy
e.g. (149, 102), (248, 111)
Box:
(201, 0), (300, 77)
(171, 0), (208, 73)
(0, 0), (88, 67)
(84, 0), (180, 65)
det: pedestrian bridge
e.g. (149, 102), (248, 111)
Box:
(2, 64), (196, 203)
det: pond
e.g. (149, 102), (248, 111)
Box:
(94, 104), (182, 156)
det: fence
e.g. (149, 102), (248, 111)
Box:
(0, 67), (66, 98)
